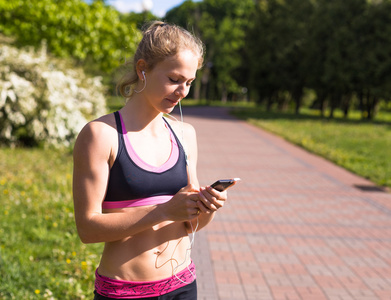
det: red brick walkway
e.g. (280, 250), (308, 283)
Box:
(175, 106), (391, 300)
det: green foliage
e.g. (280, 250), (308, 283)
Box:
(166, 0), (254, 102)
(167, 0), (391, 118)
(164, 0), (199, 29)
(247, 0), (313, 111)
(246, 0), (391, 119)
(122, 11), (161, 30)
(2, 0), (391, 120)
(0, 148), (102, 299)
(0, 0), (141, 73)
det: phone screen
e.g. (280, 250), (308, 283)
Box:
(210, 178), (240, 192)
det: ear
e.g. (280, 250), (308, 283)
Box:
(136, 59), (147, 81)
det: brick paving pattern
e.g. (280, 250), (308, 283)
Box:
(174, 106), (391, 300)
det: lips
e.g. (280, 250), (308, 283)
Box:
(166, 98), (180, 105)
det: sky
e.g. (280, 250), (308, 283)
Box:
(87, 0), (201, 17)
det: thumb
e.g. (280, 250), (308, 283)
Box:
(181, 183), (199, 193)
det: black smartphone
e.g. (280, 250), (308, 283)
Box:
(210, 178), (241, 192)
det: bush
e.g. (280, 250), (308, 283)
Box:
(0, 37), (106, 147)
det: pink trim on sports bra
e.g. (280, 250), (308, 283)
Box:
(102, 195), (172, 209)
(118, 111), (179, 173)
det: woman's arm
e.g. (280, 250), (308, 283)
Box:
(72, 117), (201, 244)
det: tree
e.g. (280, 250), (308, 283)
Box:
(201, 0), (254, 102)
(0, 0), (141, 74)
(121, 11), (160, 30)
(306, 0), (391, 119)
(247, 0), (313, 112)
(165, 0), (204, 99)
(355, 0), (391, 119)
(166, 0), (254, 102)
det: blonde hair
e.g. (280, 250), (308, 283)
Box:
(117, 21), (204, 98)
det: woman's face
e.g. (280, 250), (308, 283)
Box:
(142, 49), (199, 114)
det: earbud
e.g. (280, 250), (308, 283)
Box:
(142, 71), (146, 81)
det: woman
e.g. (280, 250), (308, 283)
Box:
(72, 21), (228, 299)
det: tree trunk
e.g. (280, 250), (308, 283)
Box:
(221, 84), (228, 103)
(293, 88), (303, 115)
(200, 51), (214, 100)
(193, 76), (201, 100)
(342, 94), (351, 119)
(277, 92), (289, 112)
(367, 96), (378, 120)
(371, 97), (379, 119)
(200, 67), (211, 100)
(328, 93), (339, 119)
(266, 97), (273, 112)
(319, 94), (326, 118)
(358, 91), (364, 119)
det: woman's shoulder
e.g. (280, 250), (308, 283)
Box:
(74, 113), (118, 153)
(80, 113), (116, 137)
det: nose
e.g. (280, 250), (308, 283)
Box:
(175, 83), (190, 98)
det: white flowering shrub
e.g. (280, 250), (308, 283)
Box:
(0, 40), (106, 147)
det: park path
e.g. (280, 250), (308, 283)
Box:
(174, 106), (391, 300)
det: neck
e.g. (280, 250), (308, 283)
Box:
(120, 97), (164, 132)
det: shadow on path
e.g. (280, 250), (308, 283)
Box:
(172, 105), (239, 121)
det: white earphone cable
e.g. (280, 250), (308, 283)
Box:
(167, 101), (198, 284)
(134, 71), (146, 93)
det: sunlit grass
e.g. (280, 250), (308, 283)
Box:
(0, 148), (102, 299)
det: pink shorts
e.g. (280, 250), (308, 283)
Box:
(95, 262), (196, 299)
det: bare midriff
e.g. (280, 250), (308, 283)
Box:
(98, 207), (191, 282)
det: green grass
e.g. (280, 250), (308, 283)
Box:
(232, 107), (391, 188)
(0, 148), (102, 299)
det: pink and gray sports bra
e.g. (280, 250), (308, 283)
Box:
(102, 111), (188, 209)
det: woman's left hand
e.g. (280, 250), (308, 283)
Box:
(196, 186), (227, 214)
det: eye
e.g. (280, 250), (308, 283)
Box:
(169, 77), (178, 83)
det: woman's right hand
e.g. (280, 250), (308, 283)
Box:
(161, 184), (203, 221)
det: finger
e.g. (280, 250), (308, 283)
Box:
(199, 188), (218, 211)
(202, 187), (225, 208)
(211, 196), (223, 209)
(196, 200), (211, 213)
(188, 200), (201, 216)
(206, 186), (225, 199)
(186, 195), (205, 213)
(207, 187), (227, 205)
(215, 199), (225, 209)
